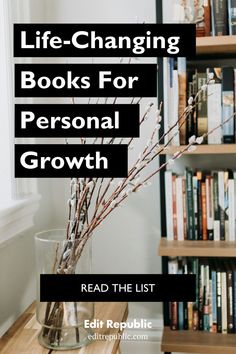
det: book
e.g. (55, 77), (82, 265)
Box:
(201, 180), (208, 241)
(228, 0), (236, 35)
(218, 171), (225, 241)
(207, 73), (222, 144)
(228, 172), (235, 241)
(206, 175), (214, 240)
(211, 0), (228, 36)
(168, 258), (179, 330)
(176, 176), (184, 240)
(222, 67), (235, 144)
(177, 57), (187, 145)
(195, 0), (211, 37)
(221, 266), (228, 334)
(196, 71), (208, 143)
(186, 169), (195, 240)
(225, 261), (234, 333)
(211, 260), (217, 332)
(172, 174), (178, 240)
(165, 171), (174, 241)
(216, 263), (222, 333)
(213, 172), (220, 241)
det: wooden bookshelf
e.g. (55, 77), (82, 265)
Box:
(158, 238), (236, 257)
(196, 35), (236, 55)
(161, 326), (236, 354)
(159, 144), (236, 155)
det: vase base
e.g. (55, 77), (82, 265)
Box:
(38, 326), (93, 351)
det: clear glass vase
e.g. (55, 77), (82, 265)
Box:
(35, 229), (94, 350)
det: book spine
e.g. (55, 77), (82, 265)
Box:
(168, 258), (178, 330)
(222, 67), (235, 143)
(206, 176), (214, 240)
(176, 177), (184, 241)
(193, 176), (199, 241)
(227, 269), (234, 333)
(233, 269), (236, 333)
(218, 171), (225, 241)
(224, 171), (229, 241)
(203, 263), (210, 331)
(197, 178), (203, 240)
(228, 0), (236, 35)
(201, 181), (208, 241)
(197, 73), (208, 143)
(182, 177), (188, 240)
(199, 262), (205, 330)
(228, 178), (235, 241)
(207, 83), (222, 144)
(221, 271), (227, 334)
(213, 172), (220, 241)
(211, 0), (228, 35)
(217, 270), (222, 333)
(177, 58), (187, 145)
(172, 175), (178, 241)
(186, 170), (195, 240)
(211, 269), (217, 332)
(165, 171), (174, 241)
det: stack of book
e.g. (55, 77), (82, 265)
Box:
(168, 257), (236, 333)
(165, 169), (236, 241)
(164, 59), (236, 145)
(173, 0), (236, 36)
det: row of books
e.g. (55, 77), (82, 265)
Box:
(172, 0), (236, 36)
(168, 257), (236, 333)
(165, 169), (236, 241)
(164, 59), (236, 145)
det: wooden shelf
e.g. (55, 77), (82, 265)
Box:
(158, 238), (236, 257)
(161, 326), (236, 354)
(196, 35), (236, 55)
(0, 302), (128, 354)
(159, 144), (236, 155)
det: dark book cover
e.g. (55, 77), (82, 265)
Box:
(185, 169), (195, 240)
(196, 171), (203, 240)
(211, 0), (228, 35)
(222, 67), (235, 144)
(228, 0), (236, 35)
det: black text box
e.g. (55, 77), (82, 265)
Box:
(14, 23), (196, 57)
(40, 274), (196, 302)
(15, 104), (140, 138)
(15, 64), (157, 97)
(15, 144), (128, 178)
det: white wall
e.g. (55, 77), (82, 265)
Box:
(0, 0), (163, 338)
(42, 0), (162, 321)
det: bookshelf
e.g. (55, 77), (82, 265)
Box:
(159, 144), (236, 155)
(157, 2), (236, 354)
(162, 327), (236, 354)
(159, 238), (236, 258)
(196, 35), (236, 55)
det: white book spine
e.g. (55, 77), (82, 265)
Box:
(207, 84), (222, 144)
(176, 176), (184, 240)
(214, 220), (220, 241)
(206, 177), (214, 232)
(163, 58), (169, 145)
(228, 179), (235, 241)
(221, 272), (227, 334)
(218, 171), (225, 240)
(165, 171), (174, 240)
(172, 70), (180, 146)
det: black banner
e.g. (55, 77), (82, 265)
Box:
(15, 64), (157, 97)
(14, 23), (196, 57)
(15, 104), (140, 138)
(15, 144), (128, 178)
(40, 274), (196, 302)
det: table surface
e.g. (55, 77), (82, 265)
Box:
(0, 302), (128, 354)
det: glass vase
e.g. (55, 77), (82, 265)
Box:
(35, 229), (94, 350)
